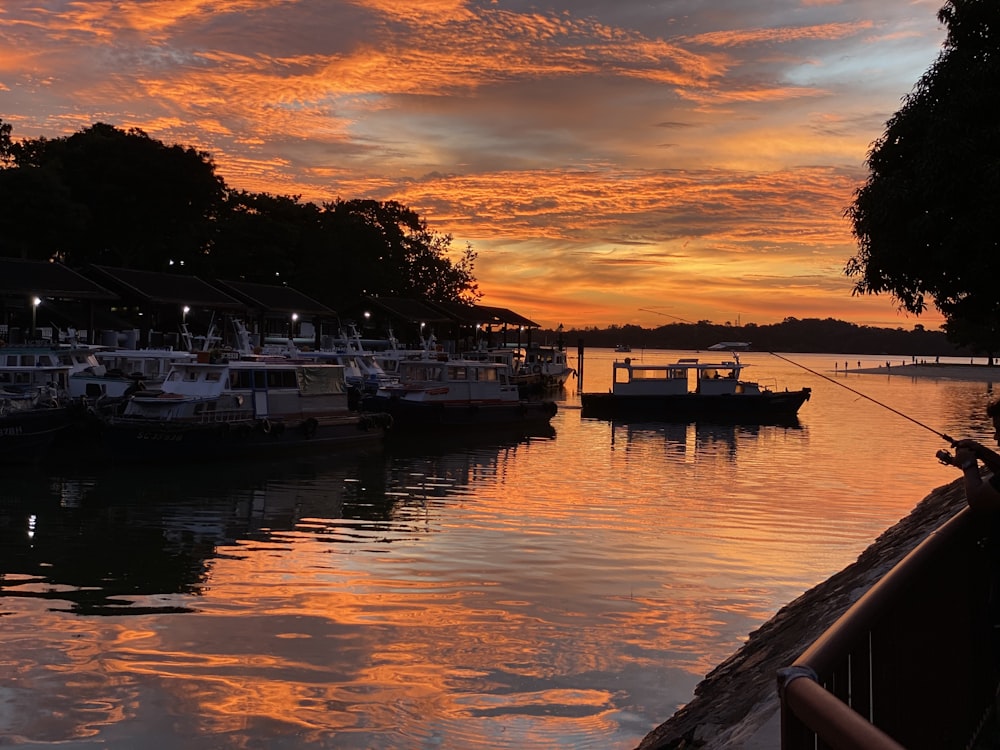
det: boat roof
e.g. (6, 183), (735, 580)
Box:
(617, 357), (745, 371)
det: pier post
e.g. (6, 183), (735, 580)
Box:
(577, 339), (584, 393)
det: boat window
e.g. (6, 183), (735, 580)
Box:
(405, 365), (442, 381)
(448, 366), (468, 380)
(253, 370), (266, 389)
(631, 368), (666, 380)
(21, 355), (35, 366)
(267, 369), (297, 388)
(185, 370), (199, 381)
(206, 371), (222, 382)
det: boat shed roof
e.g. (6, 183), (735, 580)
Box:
(86, 265), (245, 310)
(0, 258), (119, 301)
(472, 304), (539, 329)
(362, 296), (455, 323)
(214, 279), (336, 317)
(421, 300), (539, 329)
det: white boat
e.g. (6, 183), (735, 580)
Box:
(0, 341), (135, 403)
(460, 343), (574, 395)
(101, 354), (389, 462)
(519, 343), (576, 390)
(95, 348), (196, 393)
(580, 353), (810, 423)
(614, 344), (632, 353)
(362, 357), (557, 432)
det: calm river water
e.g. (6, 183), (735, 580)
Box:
(2, 349), (999, 749)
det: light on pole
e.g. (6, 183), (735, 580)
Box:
(31, 296), (41, 340)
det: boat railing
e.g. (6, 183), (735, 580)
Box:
(779, 504), (1000, 749)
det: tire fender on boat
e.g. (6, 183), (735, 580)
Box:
(258, 418), (271, 434)
(303, 417), (319, 438)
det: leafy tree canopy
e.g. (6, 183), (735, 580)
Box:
(846, 0), (1000, 356)
(0, 120), (479, 308)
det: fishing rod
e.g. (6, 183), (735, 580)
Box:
(767, 351), (956, 447)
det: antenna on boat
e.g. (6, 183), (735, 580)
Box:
(768, 351), (956, 446)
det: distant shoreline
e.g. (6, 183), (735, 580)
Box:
(848, 363), (1000, 380)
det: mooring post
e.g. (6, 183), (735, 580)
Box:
(577, 339), (584, 393)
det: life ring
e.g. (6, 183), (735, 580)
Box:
(532, 365), (542, 374)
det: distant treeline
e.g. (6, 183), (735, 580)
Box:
(544, 317), (976, 357)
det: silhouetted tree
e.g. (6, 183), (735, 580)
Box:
(2, 122), (225, 270)
(0, 120), (480, 309)
(211, 190), (322, 283)
(845, 0), (1000, 354)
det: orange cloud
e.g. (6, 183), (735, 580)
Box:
(0, 1), (947, 330)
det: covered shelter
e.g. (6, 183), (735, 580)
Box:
(443, 302), (540, 350)
(213, 279), (337, 348)
(83, 265), (246, 349)
(0, 257), (120, 344)
(348, 296), (457, 350)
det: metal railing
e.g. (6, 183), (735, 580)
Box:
(780, 506), (1000, 749)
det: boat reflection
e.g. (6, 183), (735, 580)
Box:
(0, 430), (556, 617)
(383, 420), (556, 457)
(585, 415), (802, 462)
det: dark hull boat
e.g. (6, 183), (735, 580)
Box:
(100, 412), (386, 462)
(580, 389), (810, 423)
(580, 354), (810, 424)
(0, 402), (74, 463)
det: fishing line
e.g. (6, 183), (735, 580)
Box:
(768, 351), (955, 446)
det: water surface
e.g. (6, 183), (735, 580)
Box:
(2, 350), (997, 748)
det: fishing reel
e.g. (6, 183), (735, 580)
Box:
(936, 449), (957, 466)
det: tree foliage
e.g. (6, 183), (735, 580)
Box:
(4, 122), (225, 270)
(0, 119), (479, 308)
(845, 0), (1000, 355)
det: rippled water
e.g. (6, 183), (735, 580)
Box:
(2, 349), (998, 749)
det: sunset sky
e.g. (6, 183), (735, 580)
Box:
(0, 1), (949, 330)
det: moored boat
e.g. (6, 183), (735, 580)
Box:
(0, 339), (174, 408)
(100, 354), (390, 462)
(362, 358), (557, 432)
(519, 343), (575, 391)
(580, 354), (810, 422)
(0, 372), (74, 464)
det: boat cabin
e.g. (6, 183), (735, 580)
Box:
(388, 359), (520, 402)
(611, 357), (760, 397)
(124, 359), (351, 423)
(0, 364), (72, 397)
